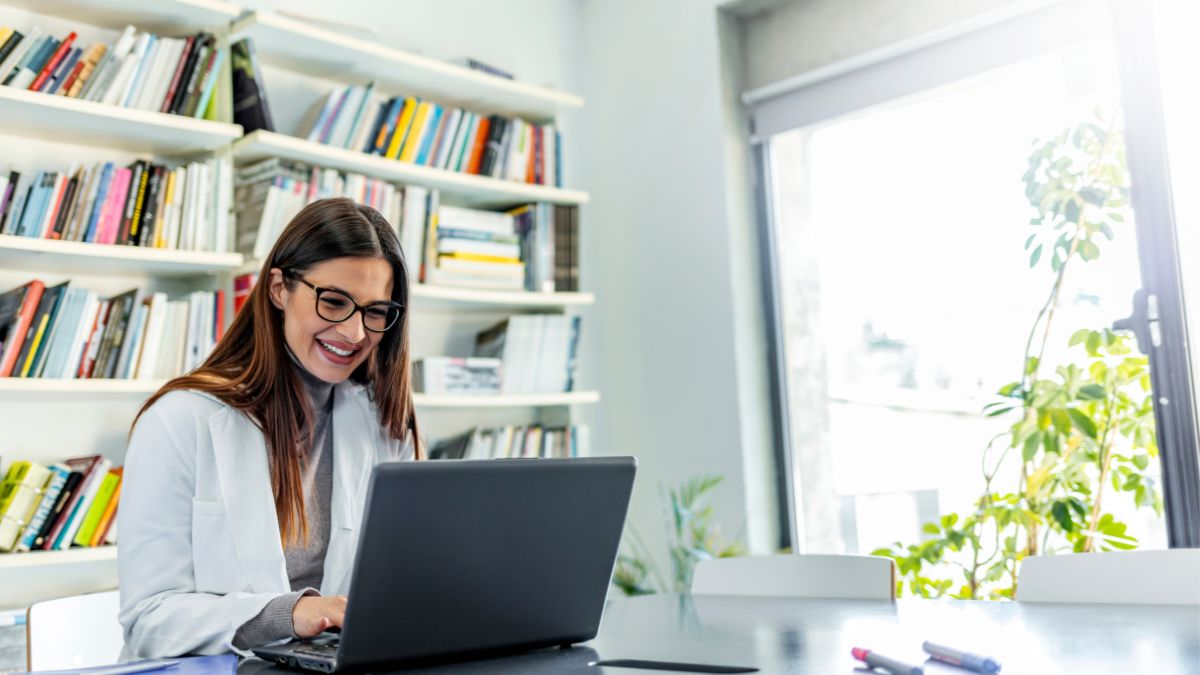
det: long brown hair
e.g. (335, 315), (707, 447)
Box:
(133, 198), (422, 545)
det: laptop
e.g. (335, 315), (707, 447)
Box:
(253, 456), (637, 672)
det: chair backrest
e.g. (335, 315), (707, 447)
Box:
(27, 590), (123, 670)
(691, 554), (896, 600)
(1018, 549), (1200, 605)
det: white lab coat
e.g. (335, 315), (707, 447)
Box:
(117, 382), (414, 659)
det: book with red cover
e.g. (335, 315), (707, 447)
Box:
(214, 289), (226, 342)
(38, 455), (101, 550)
(0, 280), (45, 377)
(11, 280), (67, 378)
(160, 35), (195, 113)
(28, 31), (75, 92)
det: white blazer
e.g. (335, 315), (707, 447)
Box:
(117, 382), (414, 659)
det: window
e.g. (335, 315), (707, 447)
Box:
(752, 1), (1197, 598)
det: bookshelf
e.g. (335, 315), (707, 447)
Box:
(0, 0), (591, 609)
(232, 130), (590, 209)
(409, 285), (595, 311)
(0, 0), (238, 33)
(229, 11), (583, 121)
(0, 85), (242, 154)
(0, 547), (118, 611)
(0, 235), (244, 276)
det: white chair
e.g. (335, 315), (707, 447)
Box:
(1018, 549), (1200, 605)
(27, 590), (123, 670)
(691, 554), (897, 600)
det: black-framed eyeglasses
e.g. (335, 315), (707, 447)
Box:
(286, 271), (404, 333)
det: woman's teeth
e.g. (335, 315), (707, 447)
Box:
(318, 339), (354, 357)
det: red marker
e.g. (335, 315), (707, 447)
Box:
(852, 647), (924, 675)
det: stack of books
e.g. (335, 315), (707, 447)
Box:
(0, 24), (224, 119)
(473, 315), (582, 394)
(427, 206), (524, 290)
(429, 424), (588, 461)
(412, 356), (501, 395)
(301, 84), (562, 186)
(509, 203), (581, 293)
(234, 158), (410, 261)
(0, 455), (121, 553)
(0, 157), (232, 252)
(0, 279), (223, 380)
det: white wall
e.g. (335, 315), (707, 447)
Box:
(575, 0), (782, 584)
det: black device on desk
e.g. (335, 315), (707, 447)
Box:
(252, 457), (637, 673)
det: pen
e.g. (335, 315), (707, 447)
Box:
(852, 647), (923, 675)
(922, 641), (1001, 673)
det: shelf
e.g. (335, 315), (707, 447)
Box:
(0, 235), (244, 277)
(0, 546), (117, 569)
(231, 130), (589, 208)
(414, 391), (600, 408)
(0, 86), (242, 154)
(0, 379), (600, 408)
(230, 11), (583, 122)
(0, 378), (163, 394)
(411, 285), (594, 311)
(0, 547), (118, 610)
(0, 0), (240, 34)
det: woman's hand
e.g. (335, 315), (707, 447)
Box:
(292, 595), (348, 638)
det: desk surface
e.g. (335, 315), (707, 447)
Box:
(240, 593), (1200, 674)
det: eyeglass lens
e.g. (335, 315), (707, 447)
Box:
(315, 289), (400, 331)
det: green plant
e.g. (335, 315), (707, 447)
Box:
(872, 113), (1162, 600)
(612, 475), (745, 596)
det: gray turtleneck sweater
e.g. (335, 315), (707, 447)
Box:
(231, 356), (335, 650)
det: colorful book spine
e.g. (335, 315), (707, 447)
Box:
(15, 463), (69, 552)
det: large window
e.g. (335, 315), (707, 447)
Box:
(754, 1), (1197, 598)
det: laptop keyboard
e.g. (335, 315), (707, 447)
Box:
(293, 642), (339, 658)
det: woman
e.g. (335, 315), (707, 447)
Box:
(118, 198), (422, 658)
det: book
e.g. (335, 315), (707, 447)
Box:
(0, 280), (45, 377)
(413, 357), (502, 395)
(15, 463), (69, 551)
(230, 38), (274, 133)
(14, 281), (69, 378)
(90, 467), (123, 546)
(73, 469), (120, 547)
(29, 471), (80, 550)
(52, 456), (111, 550)
(0, 461), (52, 551)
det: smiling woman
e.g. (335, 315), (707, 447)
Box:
(115, 198), (422, 659)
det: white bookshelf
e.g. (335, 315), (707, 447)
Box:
(0, 235), (244, 276)
(0, 86), (242, 154)
(0, 547), (118, 611)
(410, 285), (594, 311)
(232, 130), (590, 208)
(0, 0), (238, 33)
(0, 378), (601, 408)
(230, 11), (584, 122)
(0, 546), (117, 569)
(415, 391), (600, 408)
(0, 0), (592, 611)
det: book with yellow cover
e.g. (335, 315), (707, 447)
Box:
(439, 252), (522, 265)
(399, 101), (433, 163)
(90, 467), (123, 546)
(0, 461), (52, 551)
(74, 469), (120, 547)
(384, 98), (418, 160)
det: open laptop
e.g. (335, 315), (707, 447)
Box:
(253, 456), (637, 672)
